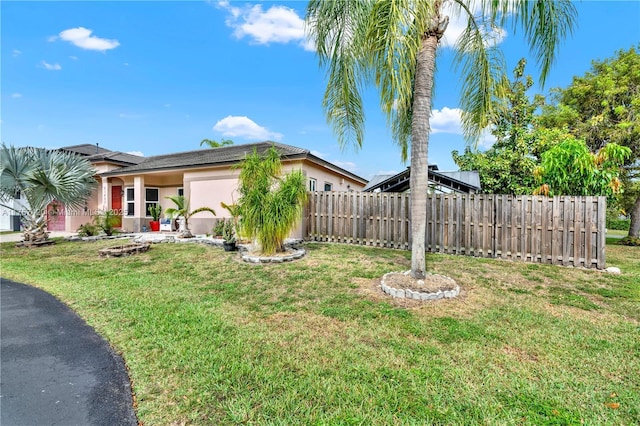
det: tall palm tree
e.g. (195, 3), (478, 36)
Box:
(164, 195), (216, 238)
(306, 0), (576, 278)
(0, 144), (97, 243)
(200, 138), (234, 148)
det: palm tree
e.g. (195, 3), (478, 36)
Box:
(200, 138), (234, 148)
(235, 146), (307, 255)
(164, 195), (216, 238)
(0, 144), (97, 243)
(306, 0), (576, 278)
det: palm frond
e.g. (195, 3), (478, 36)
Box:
(453, 6), (506, 143)
(512, 0), (577, 86)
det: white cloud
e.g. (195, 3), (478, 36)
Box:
(430, 107), (463, 134)
(163, 103), (171, 108)
(12, 49), (22, 56)
(41, 61), (61, 71)
(218, 1), (312, 50)
(431, 106), (496, 147)
(310, 150), (326, 158)
(126, 151), (145, 157)
(440, 1), (508, 48)
(477, 129), (497, 149)
(213, 115), (283, 141)
(57, 27), (120, 51)
(11, 93), (23, 98)
(69, 55), (79, 60)
(123, 62), (129, 66)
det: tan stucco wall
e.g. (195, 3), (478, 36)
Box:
(183, 168), (240, 234)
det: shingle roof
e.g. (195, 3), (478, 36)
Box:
(59, 144), (111, 156)
(59, 144), (144, 166)
(101, 142), (309, 176)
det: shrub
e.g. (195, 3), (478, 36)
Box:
(77, 222), (100, 237)
(619, 236), (640, 246)
(606, 217), (631, 231)
(93, 210), (120, 236)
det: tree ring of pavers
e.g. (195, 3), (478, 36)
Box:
(241, 247), (306, 264)
(381, 271), (460, 301)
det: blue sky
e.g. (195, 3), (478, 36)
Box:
(2, 1), (639, 180)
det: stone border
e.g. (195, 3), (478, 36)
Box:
(381, 271), (460, 301)
(241, 247), (306, 263)
(99, 243), (151, 258)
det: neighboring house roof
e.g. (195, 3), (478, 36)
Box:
(100, 141), (368, 184)
(59, 144), (144, 166)
(362, 174), (396, 191)
(364, 166), (481, 193)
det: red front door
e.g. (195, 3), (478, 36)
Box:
(47, 201), (66, 231)
(111, 186), (123, 227)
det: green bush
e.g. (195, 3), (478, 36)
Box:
(93, 210), (120, 236)
(619, 236), (640, 246)
(77, 222), (100, 237)
(606, 217), (631, 231)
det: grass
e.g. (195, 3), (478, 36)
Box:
(1, 238), (639, 425)
(607, 229), (628, 238)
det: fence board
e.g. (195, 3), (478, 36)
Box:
(305, 193), (606, 268)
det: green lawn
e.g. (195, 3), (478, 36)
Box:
(1, 239), (638, 425)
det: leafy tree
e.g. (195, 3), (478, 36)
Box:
(306, 0), (576, 278)
(164, 195), (216, 238)
(533, 136), (631, 198)
(235, 146), (307, 255)
(0, 144), (97, 243)
(200, 138), (234, 148)
(539, 45), (640, 236)
(452, 58), (544, 194)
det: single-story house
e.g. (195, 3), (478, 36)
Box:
(68, 141), (367, 237)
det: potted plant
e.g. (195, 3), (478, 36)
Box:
(221, 219), (237, 251)
(148, 204), (162, 232)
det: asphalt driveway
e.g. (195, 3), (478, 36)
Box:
(0, 278), (137, 426)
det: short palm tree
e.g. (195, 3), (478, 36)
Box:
(0, 144), (97, 243)
(164, 195), (216, 238)
(200, 138), (234, 148)
(236, 146), (307, 255)
(306, 0), (576, 278)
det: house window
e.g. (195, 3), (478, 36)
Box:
(324, 182), (333, 191)
(309, 178), (317, 192)
(125, 188), (135, 216)
(145, 188), (159, 217)
(177, 187), (184, 197)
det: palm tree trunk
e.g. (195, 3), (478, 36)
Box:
(628, 194), (640, 237)
(409, 9), (446, 279)
(22, 212), (49, 243)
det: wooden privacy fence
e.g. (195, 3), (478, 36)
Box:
(306, 192), (606, 269)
